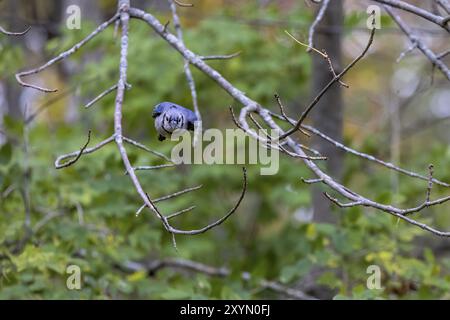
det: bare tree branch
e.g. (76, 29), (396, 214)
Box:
(17, 0), (248, 245)
(426, 164), (434, 203)
(167, 205), (196, 219)
(373, 0), (450, 30)
(168, 0), (202, 130)
(0, 25), (30, 36)
(267, 111), (450, 188)
(18, 0), (450, 243)
(199, 51), (241, 60)
(437, 49), (450, 59)
(435, 0), (450, 14)
(396, 42), (417, 63)
(15, 13), (119, 92)
(174, 0), (193, 7)
(142, 167), (247, 235)
(122, 136), (171, 162)
(55, 135), (114, 169)
(230, 106), (326, 160)
(274, 93), (311, 136)
(55, 130), (92, 169)
(133, 164), (179, 172)
(84, 83), (131, 109)
(278, 26), (376, 140)
(307, 0), (331, 51)
(128, 7), (450, 236)
(384, 5), (450, 80)
(301, 177), (324, 184)
(123, 257), (317, 300)
(286, 31), (349, 89)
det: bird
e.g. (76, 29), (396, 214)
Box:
(152, 102), (198, 141)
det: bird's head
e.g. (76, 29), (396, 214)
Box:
(152, 102), (198, 141)
(152, 101), (173, 119)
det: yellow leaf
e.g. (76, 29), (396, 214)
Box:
(306, 224), (317, 240)
(127, 270), (146, 282)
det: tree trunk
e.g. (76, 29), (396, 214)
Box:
(3, 0), (23, 120)
(62, 0), (103, 123)
(311, 0), (344, 223)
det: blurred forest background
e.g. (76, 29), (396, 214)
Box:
(1, 0), (450, 299)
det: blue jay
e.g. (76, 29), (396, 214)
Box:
(152, 102), (198, 141)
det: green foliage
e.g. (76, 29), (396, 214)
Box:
(1, 4), (450, 300)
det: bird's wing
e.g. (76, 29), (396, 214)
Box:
(185, 109), (198, 130)
(152, 105), (164, 118)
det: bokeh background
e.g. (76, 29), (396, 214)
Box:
(1, 0), (450, 299)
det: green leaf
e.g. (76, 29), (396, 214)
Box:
(0, 142), (12, 165)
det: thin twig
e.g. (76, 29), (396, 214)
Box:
(436, 49), (450, 59)
(169, 0), (202, 134)
(129, 7), (450, 236)
(0, 25), (30, 36)
(426, 164), (434, 203)
(154, 185), (203, 203)
(231, 106), (325, 160)
(307, 0), (331, 52)
(373, 0), (450, 30)
(135, 185), (203, 216)
(123, 258), (316, 300)
(199, 51), (241, 60)
(269, 110), (450, 188)
(274, 94), (310, 136)
(55, 130), (92, 169)
(132, 163), (178, 172)
(323, 192), (363, 207)
(15, 13), (119, 92)
(286, 28), (349, 88)
(384, 5), (450, 80)
(163, 20), (170, 33)
(84, 84), (131, 109)
(248, 113), (324, 158)
(33, 210), (66, 233)
(435, 0), (450, 14)
(396, 42), (417, 62)
(174, 0), (193, 7)
(167, 205), (196, 219)
(301, 177), (324, 184)
(122, 136), (171, 162)
(26, 75), (100, 124)
(143, 167), (247, 235)
(75, 201), (85, 225)
(55, 134), (114, 169)
(278, 26), (376, 140)
(1, 184), (16, 199)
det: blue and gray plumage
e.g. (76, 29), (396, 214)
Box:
(152, 102), (198, 141)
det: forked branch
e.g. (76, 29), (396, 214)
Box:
(19, 0), (247, 246)
(14, 0), (450, 240)
(128, 6), (450, 237)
